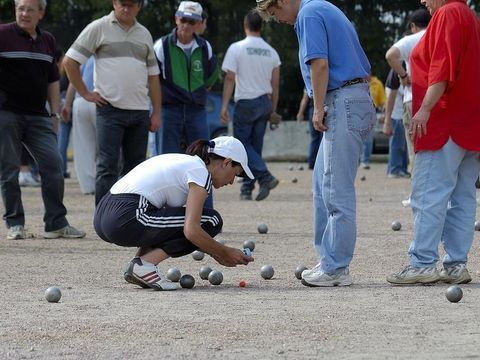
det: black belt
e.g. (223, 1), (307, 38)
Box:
(328, 78), (367, 93)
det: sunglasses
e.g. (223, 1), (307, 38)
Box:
(179, 18), (197, 25)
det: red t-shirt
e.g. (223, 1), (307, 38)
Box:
(411, 0), (480, 152)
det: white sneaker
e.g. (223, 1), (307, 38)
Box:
(387, 265), (440, 285)
(360, 162), (370, 170)
(300, 262), (322, 279)
(439, 263), (472, 284)
(302, 266), (352, 287)
(18, 172), (41, 187)
(7, 225), (26, 240)
(401, 197), (411, 207)
(130, 258), (177, 291)
(44, 225), (86, 239)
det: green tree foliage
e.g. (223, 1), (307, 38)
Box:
(2, 0), (479, 118)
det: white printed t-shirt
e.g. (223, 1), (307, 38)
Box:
(110, 154), (212, 208)
(222, 35), (281, 102)
(393, 29), (426, 103)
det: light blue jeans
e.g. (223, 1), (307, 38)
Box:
(313, 83), (375, 273)
(408, 138), (480, 268)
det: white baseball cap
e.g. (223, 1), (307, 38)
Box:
(209, 136), (254, 179)
(176, 1), (203, 21)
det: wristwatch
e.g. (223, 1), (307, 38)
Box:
(50, 112), (61, 120)
(399, 73), (408, 79)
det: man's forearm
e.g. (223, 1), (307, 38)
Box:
(148, 75), (162, 113)
(47, 81), (60, 114)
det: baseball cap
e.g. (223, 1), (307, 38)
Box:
(176, 1), (203, 21)
(209, 136), (254, 179)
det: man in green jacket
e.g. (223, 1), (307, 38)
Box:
(153, 1), (219, 161)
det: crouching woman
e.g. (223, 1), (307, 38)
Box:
(94, 136), (254, 290)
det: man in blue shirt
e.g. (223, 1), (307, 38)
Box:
(256, 0), (375, 286)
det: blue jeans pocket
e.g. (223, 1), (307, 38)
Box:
(345, 98), (375, 142)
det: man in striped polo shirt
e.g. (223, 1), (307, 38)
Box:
(63, 0), (162, 205)
(0, 0), (86, 240)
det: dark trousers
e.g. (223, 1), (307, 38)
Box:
(95, 105), (150, 204)
(0, 110), (68, 231)
(94, 192), (223, 257)
(233, 95), (274, 192)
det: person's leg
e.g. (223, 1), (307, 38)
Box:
(308, 116), (322, 170)
(233, 100), (257, 196)
(0, 110), (25, 229)
(403, 101), (415, 173)
(441, 147), (480, 267)
(184, 106), (213, 208)
(23, 115), (69, 232)
(57, 120), (72, 177)
(95, 105), (125, 204)
(360, 128), (374, 168)
(408, 139), (465, 267)
(161, 105), (183, 154)
(387, 118), (408, 175)
(308, 83), (375, 278)
(72, 97), (96, 194)
(121, 109), (149, 176)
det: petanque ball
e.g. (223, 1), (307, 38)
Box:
(288, 165), (294, 171)
(446, 285), (463, 303)
(391, 221), (402, 231)
(199, 266), (212, 280)
(179, 274), (195, 289)
(475, 221), (480, 232)
(257, 223), (268, 234)
(298, 165), (304, 171)
(360, 176), (366, 181)
(192, 250), (205, 261)
(294, 265), (308, 280)
(45, 287), (62, 303)
(243, 239), (255, 251)
(292, 177), (298, 183)
(208, 270), (223, 285)
(260, 265), (274, 280)
(166, 267), (182, 282)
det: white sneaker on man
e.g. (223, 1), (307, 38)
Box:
(387, 265), (440, 285)
(18, 171), (41, 187)
(301, 265), (352, 287)
(439, 263), (472, 284)
(7, 225), (26, 240)
(44, 225), (86, 239)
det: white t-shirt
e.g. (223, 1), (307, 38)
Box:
(222, 35), (281, 102)
(110, 154), (212, 208)
(393, 29), (426, 103)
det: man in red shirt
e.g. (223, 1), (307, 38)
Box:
(387, 0), (480, 285)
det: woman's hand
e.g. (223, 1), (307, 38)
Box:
(212, 246), (254, 267)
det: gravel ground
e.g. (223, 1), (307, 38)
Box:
(1, 160), (479, 360)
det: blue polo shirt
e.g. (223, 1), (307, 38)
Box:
(0, 22), (59, 115)
(294, 0), (371, 96)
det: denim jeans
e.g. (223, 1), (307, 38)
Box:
(387, 118), (408, 175)
(307, 106), (323, 169)
(360, 127), (374, 164)
(0, 110), (68, 231)
(161, 104), (208, 154)
(95, 105), (150, 204)
(233, 95), (273, 192)
(160, 104), (212, 208)
(57, 120), (72, 176)
(313, 83), (375, 273)
(408, 138), (480, 268)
